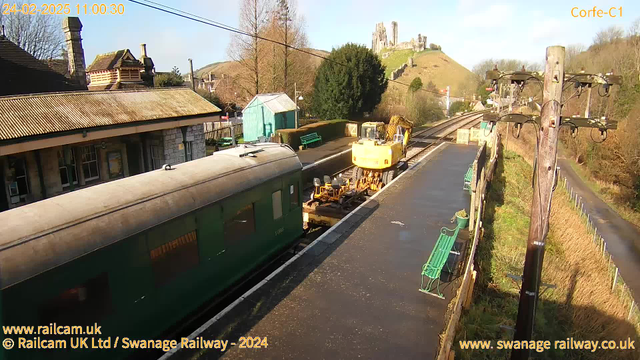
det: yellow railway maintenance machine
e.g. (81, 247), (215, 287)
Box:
(303, 115), (413, 227)
(352, 115), (413, 192)
(303, 174), (364, 227)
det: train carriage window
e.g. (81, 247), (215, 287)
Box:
(272, 190), (283, 220)
(290, 183), (299, 209)
(224, 204), (255, 240)
(150, 230), (199, 287)
(39, 273), (112, 326)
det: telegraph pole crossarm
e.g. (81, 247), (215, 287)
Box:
(483, 68), (621, 139)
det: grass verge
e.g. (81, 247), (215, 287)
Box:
(454, 149), (639, 360)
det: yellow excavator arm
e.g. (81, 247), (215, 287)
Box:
(386, 115), (414, 150)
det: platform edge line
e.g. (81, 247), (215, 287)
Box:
(301, 148), (352, 170)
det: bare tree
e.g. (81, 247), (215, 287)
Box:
(565, 44), (586, 72)
(592, 26), (624, 48)
(472, 58), (540, 78)
(0, 0), (63, 59)
(228, 0), (270, 96)
(260, 0), (308, 95)
(628, 18), (640, 73)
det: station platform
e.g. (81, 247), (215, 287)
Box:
(297, 136), (355, 166)
(170, 143), (479, 360)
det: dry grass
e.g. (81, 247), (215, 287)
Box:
(455, 129), (639, 359)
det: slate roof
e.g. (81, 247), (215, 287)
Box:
(0, 35), (82, 96)
(86, 49), (143, 72)
(243, 93), (297, 114)
(0, 88), (221, 141)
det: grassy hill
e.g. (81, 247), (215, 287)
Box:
(380, 49), (478, 98)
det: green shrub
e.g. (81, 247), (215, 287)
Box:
(405, 92), (445, 126)
(449, 101), (471, 115)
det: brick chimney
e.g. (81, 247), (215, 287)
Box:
(139, 43), (155, 86)
(62, 17), (87, 89)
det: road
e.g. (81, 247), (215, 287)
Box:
(558, 158), (640, 301)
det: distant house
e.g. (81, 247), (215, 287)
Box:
(86, 45), (154, 91)
(186, 71), (218, 93)
(242, 93), (297, 142)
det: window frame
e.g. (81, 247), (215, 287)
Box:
(289, 183), (299, 210)
(58, 148), (79, 188)
(272, 190), (283, 220)
(149, 230), (200, 287)
(223, 203), (256, 242)
(80, 145), (100, 182)
(38, 273), (112, 326)
(8, 157), (29, 203)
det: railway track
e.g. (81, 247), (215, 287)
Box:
(152, 112), (485, 360)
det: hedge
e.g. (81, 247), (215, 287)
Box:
(277, 120), (355, 149)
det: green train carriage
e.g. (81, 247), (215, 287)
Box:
(0, 143), (303, 360)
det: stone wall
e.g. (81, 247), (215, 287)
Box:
(390, 63), (408, 80)
(162, 124), (206, 166)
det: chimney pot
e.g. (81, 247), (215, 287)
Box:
(62, 17), (87, 89)
(141, 43), (147, 58)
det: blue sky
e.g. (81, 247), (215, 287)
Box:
(27, 0), (639, 72)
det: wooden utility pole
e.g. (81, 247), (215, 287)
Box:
(188, 58), (195, 91)
(511, 46), (565, 360)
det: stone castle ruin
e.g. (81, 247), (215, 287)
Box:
(371, 21), (426, 54)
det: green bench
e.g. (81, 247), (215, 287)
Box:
(419, 225), (461, 299)
(463, 164), (473, 193)
(300, 132), (322, 148)
(218, 137), (234, 147)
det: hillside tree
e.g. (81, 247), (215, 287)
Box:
(312, 43), (387, 119)
(408, 77), (423, 93)
(0, 0), (63, 59)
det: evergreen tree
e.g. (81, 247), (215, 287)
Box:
(312, 44), (387, 119)
(408, 77), (423, 93)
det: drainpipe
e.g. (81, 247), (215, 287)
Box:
(35, 149), (47, 199)
(180, 127), (189, 162)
